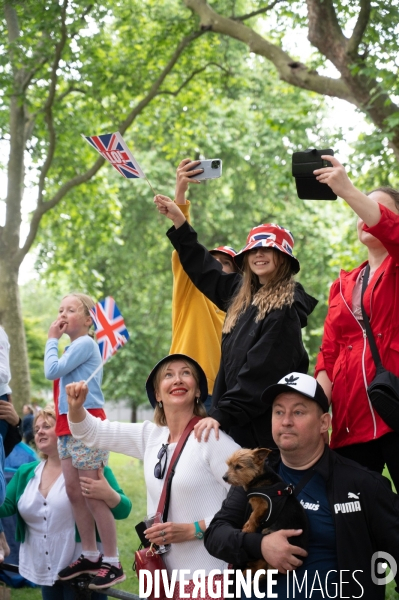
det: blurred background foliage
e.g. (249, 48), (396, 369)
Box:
(5, 0), (397, 414)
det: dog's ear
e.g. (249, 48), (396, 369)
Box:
(253, 448), (271, 466)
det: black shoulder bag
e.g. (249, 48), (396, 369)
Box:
(361, 264), (399, 431)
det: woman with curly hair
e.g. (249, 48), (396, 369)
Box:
(154, 195), (317, 449)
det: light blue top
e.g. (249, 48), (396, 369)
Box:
(44, 335), (104, 414)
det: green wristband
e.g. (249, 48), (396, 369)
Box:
(194, 521), (204, 540)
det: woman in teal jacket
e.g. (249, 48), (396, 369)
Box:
(0, 405), (131, 600)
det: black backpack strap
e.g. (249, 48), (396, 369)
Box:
(292, 469), (316, 497)
(360, 264), (383, 369)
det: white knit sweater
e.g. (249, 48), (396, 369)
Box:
(69, 412), (240, 578)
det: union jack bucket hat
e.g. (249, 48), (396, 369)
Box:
(209, 245), (237, 259)
(234, 223), (300, 273)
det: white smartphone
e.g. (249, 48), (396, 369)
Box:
(189, 159), (222, 180)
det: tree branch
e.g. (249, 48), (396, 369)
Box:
(4, 2), (28, 90)
(26, 86), (88, 134)
(36, 0), (69, 207)
(347, 0), (371, 56)
(24, 107), (35, 144)
(15, 29), (56, 93)
(24, 6), (98, 127)
(21, 4), (94, 92)
(306, 0), (347, 68)
(56, 85), (88, 103)
(184, 0), (356, 103)
(4, 2), (19, 43)
(118, 29), (206, 134)
(20, 56), (50, 92)
(157, 61), (230, 96)
(184, 0), (399, 161)
(18, 155), (105, 260)
(18, 28), (207, 260)
(232, 0), (284, 22)
(4, 3), (26, 255)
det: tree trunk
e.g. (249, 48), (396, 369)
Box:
(131, 404), (137, 423)
(185, 0), (399, 162)
(0, 258), (30, 413)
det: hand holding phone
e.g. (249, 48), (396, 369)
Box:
(175, 159), (203, 203)
(292, 148), (337, 200)
(175, 158), (222, 204)
(314, 154), (356, 201)
(188, 159), (222, 181)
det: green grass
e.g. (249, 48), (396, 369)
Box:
(383, 466), (397, 493)
(7, 454), (399, 599)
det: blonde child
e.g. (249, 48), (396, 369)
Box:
(44, 293), (124, 590)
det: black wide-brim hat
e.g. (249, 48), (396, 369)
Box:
(146, 353), (208, 408)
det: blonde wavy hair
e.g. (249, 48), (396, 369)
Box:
(153, 359), (207, 426)
(63, 293), (96, 338)
(33, 404), (57, 460)
(223, 249), (296, 334)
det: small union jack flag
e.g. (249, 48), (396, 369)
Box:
(90, 297), (130, 362)
(82, 132), (146, 179)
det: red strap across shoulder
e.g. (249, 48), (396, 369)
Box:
(156, 416), (202, 516)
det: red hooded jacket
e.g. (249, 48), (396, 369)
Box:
(315, 203), (399, 449)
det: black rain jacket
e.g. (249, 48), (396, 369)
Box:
(167, 221), (317, 448)
(204, 446), (399, 600)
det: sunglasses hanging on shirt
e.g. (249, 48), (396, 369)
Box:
(154, 443), (169, 479)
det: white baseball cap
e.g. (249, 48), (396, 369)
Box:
(261, 372), (329, 413)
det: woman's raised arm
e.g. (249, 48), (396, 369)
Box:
(314, 155), (382, 226)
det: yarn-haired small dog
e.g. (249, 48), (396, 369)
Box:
(223, 448), (309, 575)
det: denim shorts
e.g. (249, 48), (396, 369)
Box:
(57, 435), (109, 470)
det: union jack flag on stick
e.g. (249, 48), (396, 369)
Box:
(82, 131), (156, 194)
(85, 297), (130, 385)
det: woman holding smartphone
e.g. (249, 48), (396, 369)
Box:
(314, 155), (399, 490)
(154, 195), (317, 450)
(169, 159), (238, 413)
